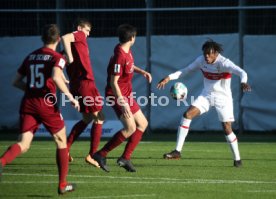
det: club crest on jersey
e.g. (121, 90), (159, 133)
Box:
(114, 64), (121, 73)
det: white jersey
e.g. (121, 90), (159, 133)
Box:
(169, 54), (248, 97)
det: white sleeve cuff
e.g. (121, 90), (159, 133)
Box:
(169, 71), (182, 80)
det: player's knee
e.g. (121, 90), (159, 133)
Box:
(53, 133), (66, 147)
(91, 111), (105, 124)
(222, 123), (232, 134)
(137, 119), (148, 132)
(19, 143), (30, 153)
(96, 111), (105, 123)
(126, 124), (136, 135)
(82, 116), (93, 124)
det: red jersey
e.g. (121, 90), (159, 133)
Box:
(18, 47), (66, 98)
(106, 44), (134, 97)
(66, 31), (94, 82)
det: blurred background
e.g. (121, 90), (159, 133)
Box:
(0, 0), (276, 137)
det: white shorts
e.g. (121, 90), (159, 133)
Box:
(192, 94), (234, 122)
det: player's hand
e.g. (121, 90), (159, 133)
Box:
(143, 72), (152, 83)
(61, 72), (69, 84)
(71, 99), (80, 111)
(157, 76), (170, 89)
(241, 83), (251, 92)
(121, 103), (132, 119)
(68, 56), (74, 64)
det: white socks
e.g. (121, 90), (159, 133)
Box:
(175, 117), (191, 152)
(175, 118), (241, 161)
(225, 132), (241, 161)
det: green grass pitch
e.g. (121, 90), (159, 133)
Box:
(0, 140), (276, 199)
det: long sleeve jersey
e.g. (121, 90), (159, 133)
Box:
(168, 54), (247, 97)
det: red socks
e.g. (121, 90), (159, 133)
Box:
(0, 143), (22, 167)
(99, 131), (126, 157)
(89, 123), (102, 156)
(56, 148), (68, 188)
(1, 143), (68, 189)
(67, 120), (87, 151)
(122, 129), (143, 160)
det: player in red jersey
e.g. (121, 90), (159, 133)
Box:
(0, 24), (79, 194)
(61, 18), (104, 167)
(93, 24), (152, 172)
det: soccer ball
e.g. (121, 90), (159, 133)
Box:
(170, 82), (188, 100)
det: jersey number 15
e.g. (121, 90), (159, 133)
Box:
(29, 64), (44, 88)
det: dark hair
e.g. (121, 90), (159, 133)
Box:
(202, 39), (223, 54)
(41, 24), (60, 45)
(117, 24), (137, 43)
(74, 18), (91, 30)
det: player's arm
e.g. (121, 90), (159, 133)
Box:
(61, 71), (69, 84)
(12, 72), (26, 91)
(61, 33), (75, 64)
(226, 60), (251, 92)
(133, 66), (152, 83)
(157, 58), (200, 89)
(52, 67), (80, 111)
(110, 75), (131, 118)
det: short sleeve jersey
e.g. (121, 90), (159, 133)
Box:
(66, 31), (94, 82)
(106, 44), (134, 96)
(18, 47), (66, 98)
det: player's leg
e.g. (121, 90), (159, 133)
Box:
(164, 105), (200, 159)
(0, 131), (33, 181)
(0, 131), (33, 168)
(84, 84), (105, 167)
(89, 111), (104, 156)
(67, 113), (92, 163)
(52, 127), (76, 194)
(222, 122), (242, 167)
(42, 108), (75, 194)
(122, 109), (147, 160)
(67, 81), (92, 161)
(118, 109), (148, 172)
(164, 95), (209, 159)
(85, 111), (104, 168)
(93, 111), (136, 172)
(215, 97), (241, 167)
(0, 113), (38, 170)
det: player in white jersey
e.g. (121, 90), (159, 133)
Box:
(157, 39), (251, 167)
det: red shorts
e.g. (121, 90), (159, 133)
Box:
(106, 94), (140, 118)
(20, 97), (64, 134)
(70, 80), (103, 113)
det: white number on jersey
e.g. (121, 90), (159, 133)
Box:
(30, 64), (45, 88)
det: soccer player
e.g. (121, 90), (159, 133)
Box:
(157, 39), (251, 167)
(0, 24), (79, 194)
(92, 24), (152, 172)
(61, 18), (104, 168)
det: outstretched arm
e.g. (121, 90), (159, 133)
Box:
(157, 76), (170, 89)
(61, 33), (75, 64)
(157, 57), (201, 90)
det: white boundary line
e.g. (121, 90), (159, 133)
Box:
(65, 194), (157, 199)
(3, 173), (276, 184)
(247, 190), (276, 193)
